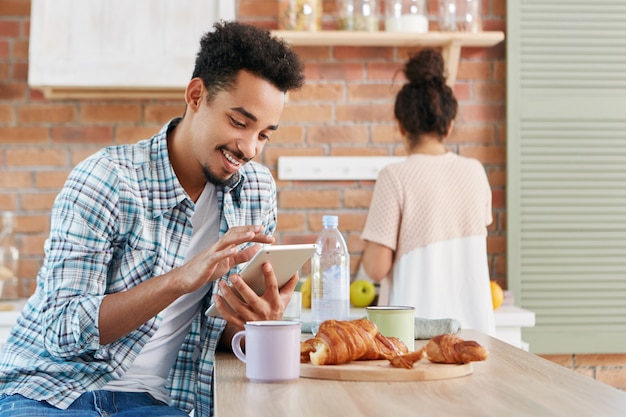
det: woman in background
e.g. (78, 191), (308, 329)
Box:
(361, 48), (495, 336)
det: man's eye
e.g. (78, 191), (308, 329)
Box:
(260, 133), (270, 141)
(230, 117), (245, 127)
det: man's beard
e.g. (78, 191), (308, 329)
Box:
(202, 165), (230, 187)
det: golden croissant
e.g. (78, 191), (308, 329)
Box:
(301, 318), (409, 365)
(390, 334), (488, 368)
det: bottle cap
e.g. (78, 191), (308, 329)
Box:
(322, 215), (338, 227)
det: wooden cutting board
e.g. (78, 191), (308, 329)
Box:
(300, 359), (472, 381)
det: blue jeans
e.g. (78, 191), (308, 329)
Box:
(0, 391), (190, 416)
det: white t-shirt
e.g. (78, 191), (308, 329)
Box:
(104, 183), (219, 403)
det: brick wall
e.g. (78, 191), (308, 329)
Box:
(0, 0), (623, 391)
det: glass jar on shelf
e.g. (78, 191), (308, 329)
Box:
(278, 0), (323, 31)
(384, 0), (428, 33)
(437, 0), (482, 32)
(0, 212), (19, 301)
(336, 0), (355, 30)
(354, 0), (380, 31)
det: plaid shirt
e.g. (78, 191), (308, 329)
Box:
(0, 119), (277, 416)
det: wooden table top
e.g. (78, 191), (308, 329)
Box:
(214, 329), (626, 417)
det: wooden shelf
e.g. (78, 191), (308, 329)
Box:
(272, 30), (505, 86)
(35, 30), (504, 99)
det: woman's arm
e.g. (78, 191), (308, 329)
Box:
(361, 240), (394, 282)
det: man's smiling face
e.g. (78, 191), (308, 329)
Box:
(190, 70), (285, 186)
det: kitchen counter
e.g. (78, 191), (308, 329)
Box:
(214, 329), (626, 417)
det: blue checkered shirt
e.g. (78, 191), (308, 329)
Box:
(0, 119), (277, 417)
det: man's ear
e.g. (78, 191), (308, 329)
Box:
(185, 78), (204, 111)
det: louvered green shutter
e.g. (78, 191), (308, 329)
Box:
(507, 0), (626, 354)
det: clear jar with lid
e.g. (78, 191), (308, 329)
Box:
(336, 0), (355, 30)
(384, 0), (428, 33)
(0, 212), (19, 301)
(355, 0), (380, 31)
(437, 0), (482, 32)
(278, 0), (323, 31)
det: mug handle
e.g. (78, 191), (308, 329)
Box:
(231, 330), (246, 363)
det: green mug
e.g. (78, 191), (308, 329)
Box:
(366, 306), (415, 351)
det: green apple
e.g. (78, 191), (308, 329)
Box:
(350, 279), (377, 308)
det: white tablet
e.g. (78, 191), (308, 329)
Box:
(205, 243), (317, 317)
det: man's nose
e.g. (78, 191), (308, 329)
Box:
(236, 136), (259, 161)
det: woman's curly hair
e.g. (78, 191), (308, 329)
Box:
(394, 48), (458, 144)
(192, 21), (305, 99)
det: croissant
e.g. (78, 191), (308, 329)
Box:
(302, 318), (409, 365)
(390, 334), (488, 368)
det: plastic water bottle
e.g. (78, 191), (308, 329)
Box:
(311, 215), (350, 335)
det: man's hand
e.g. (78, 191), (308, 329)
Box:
(175, 225), (274, 295)
(214, 262), (299, 330)
(98, 225), (273, 345)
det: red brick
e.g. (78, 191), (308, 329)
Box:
(261, 146), (325, 169)
(474, 82), (506, 102)
(51, 126), (113, 144)
(0, 103), (13, 122)
(81, 104), (142, 123)
(292, 46), (331, 60)
(21, 234), (46, 256)
(336, 104), (393, 123)
(11, 61), (27, 81)
(304, 62), (365, 81)
(0, 39), (8, 57)
(281, 104), (333, 123)
(371, 124), (402, 144)
(270, 125), (304, 145)
(0, 0), (31, 16)
(290, 83), (344, 102)
(144, 103), (184, 124)
(13, 39), (27, 58)
(0, 62), (8, 80)
(0, 81), (26, 100)
(449, 124), (496, 145)
(0, 192), (17, 210)
(0, 170), (31, 188)
(34, 170), (70, 189)
(347, 83), (399, 102)
(307, 125), (369, 145)
(367, 61), (405, 81)
(460, 144), (506, 165)
(279, 190), (341, 209)
(276, 212), (307, 232)
(492, 189), (505, 209)
(115, 126), (159, 145)
(0, 19), (19, 36)
(71, 148), (103, 165)
(487, 235), (505, 255)
(20, 192), (57, 211)
(462, 103), (505, 123)
(6, 148), (66, 167)
(334, 46), (394, 61)
(238, 0), (275, 17)
(0, 126), (48, 143)
(345, 188), (372, 208)
(17, 104), (77, 124)
(331, 146), (392, 156)
(457, 61), (493, 81)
